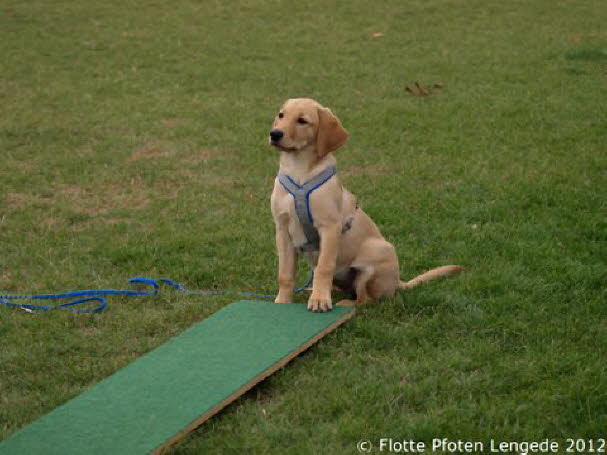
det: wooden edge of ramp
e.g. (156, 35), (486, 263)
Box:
(153, 307), (355, 454)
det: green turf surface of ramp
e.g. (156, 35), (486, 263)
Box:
(0, 300), (355, 454)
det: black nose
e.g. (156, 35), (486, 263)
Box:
(269, 129), (284, 142)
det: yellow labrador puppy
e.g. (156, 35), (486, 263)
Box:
(269, 98), (462, 312)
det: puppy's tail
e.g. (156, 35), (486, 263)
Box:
(399, 265), (464, 290)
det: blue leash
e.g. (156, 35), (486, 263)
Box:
(0, 275), (314, 314)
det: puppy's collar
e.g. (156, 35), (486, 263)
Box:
(277, 165), (337, 251)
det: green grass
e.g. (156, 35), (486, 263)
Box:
(1, 0), (606, 452)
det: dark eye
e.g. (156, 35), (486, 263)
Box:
(278, 112), (284, 119)
(297, 117), (308, 125)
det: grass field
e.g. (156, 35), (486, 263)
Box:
(1, 0), (606, 453)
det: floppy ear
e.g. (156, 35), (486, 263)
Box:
(316, 107), (349, 158)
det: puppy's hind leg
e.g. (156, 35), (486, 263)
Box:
(336, 265), (374, 306)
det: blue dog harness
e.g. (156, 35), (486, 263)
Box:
(278, 165), (356, 252)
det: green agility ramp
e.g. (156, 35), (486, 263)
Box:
(0, 300), (355, 454)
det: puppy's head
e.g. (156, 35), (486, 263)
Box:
(269, 98), (348, 159)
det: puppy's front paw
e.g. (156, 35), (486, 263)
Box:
(307, 295), (333, 312)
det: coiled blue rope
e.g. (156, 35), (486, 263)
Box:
(0, 274), (313, 314)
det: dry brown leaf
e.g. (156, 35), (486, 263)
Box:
(405, 82), (427, 96)
(405, 81), (444, 96)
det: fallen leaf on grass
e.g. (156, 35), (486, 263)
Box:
(405, 81), (444, 96)
(405, 82), (428, 96)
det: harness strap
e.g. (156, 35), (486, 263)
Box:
(277, 165), (338, 251)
